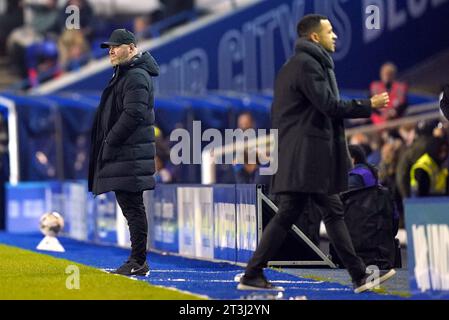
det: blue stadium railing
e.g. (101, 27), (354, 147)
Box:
(0, 90), (439, 184)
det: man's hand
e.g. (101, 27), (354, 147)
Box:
(371, 92), (390, 109)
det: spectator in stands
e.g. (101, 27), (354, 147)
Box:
(237, 111), (255, 131)
(398, 123), (416, 147)
(7, 0), (59, 78)
(25, 0), (59, 35)
(370, 62), (408, 125)
(154, 126), (176, 183)
(441, 84), (449, 121)
(348, 145), (378, 189)
(26, 39), (60, 87)
(133, 15), (152, 41)
(338, 145), (400, 270)
(368, 133), (383, 166)
(349, 133), (372, 162)
(231, 111), (256, 176)
(433, 121), (448, 139)
(89, 29), (159, 276)
(155, 155), (173, 183)
(0, 0), (24, 56)
(57, 0), (95, 41)
(410, 137), (449, 197)
(234, 149), (270, 186)
(57, 29), (90, 71)
(379, 137), (404, 227)
(396, 119), (440, 198)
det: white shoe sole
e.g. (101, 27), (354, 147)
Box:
(131, 271), (150, 277)
(237, 283), (285, 292)
(354, 269), (396, 293)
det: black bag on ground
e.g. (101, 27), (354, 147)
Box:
(330, 185), (398, 270)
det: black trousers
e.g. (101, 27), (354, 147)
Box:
(245, 192), (367, 282)
(115, 191), (148, 265)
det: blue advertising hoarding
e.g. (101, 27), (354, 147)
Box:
(7, 181), (97, 242)
(6, 182), (53, 233)
(55, 0), (449, 93)
(213, 185), (237, 262)
(7, 182), (260, 265)
(235, 184), (258, 264)
(149, 185), (179, 253)
(91, 192), (117, 245)
(405, 197), (449, 299)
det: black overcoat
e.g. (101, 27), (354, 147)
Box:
(271, 39), (372, 195)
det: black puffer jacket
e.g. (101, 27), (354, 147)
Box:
(88, 52), (159, 195)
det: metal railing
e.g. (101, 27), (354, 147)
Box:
(347, 101), (443, 136)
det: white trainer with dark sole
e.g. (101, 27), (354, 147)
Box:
(237, 283), (285, 292)
(354, 269), (396, 293)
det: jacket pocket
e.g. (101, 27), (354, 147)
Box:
(102, 143), (118, 162)
(300, 135), (331, 183)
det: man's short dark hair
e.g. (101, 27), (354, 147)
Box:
(297, 14), (328, 37)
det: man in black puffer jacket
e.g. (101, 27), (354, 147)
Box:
(88, 29), (159, 276)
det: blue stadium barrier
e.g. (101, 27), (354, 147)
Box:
(0, 101), (9, 180)
(149, 184), (179, 253)
(0, 90), (441, 184)
(6, 181), (378, 273)
(235, 184), (258, 263)
(5, 182), (260, 265)
(0, 101), (8, 119)
(1, 93), (97, 181)
(213, 184), (237, 262)
(44, 95), (96, 180)
(404, 197), (449, 299)
(2, 94), (60, 181)
(6, 180), (116, 242)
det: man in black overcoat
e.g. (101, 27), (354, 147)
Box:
(89, 29), (159, 276)
(238, 15), (396, 293)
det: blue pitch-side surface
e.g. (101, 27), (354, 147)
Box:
(0, 232), (404, 300)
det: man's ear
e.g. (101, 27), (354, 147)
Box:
(310, 32), (320, 44)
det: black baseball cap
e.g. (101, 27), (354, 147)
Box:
(101, 29), (137, 48)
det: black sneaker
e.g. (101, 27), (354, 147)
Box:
(353, 269), (396, 293)
(237, 274), (284, 291)
(111, 260), (150, 276)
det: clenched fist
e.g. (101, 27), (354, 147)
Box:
(370, 92), (390, 109)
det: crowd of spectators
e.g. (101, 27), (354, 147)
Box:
(348, 119), (449, 228)
(152, 85), (448, 230)
(0, 0), (199, 88)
